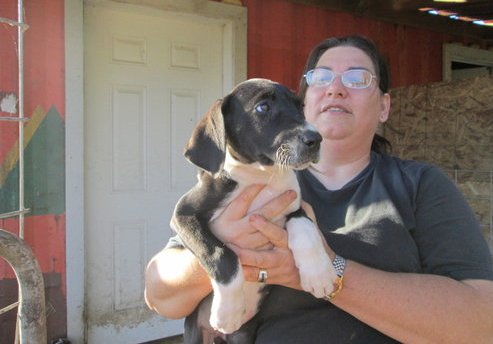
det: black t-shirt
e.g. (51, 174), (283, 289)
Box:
(167, 153), (493, 343)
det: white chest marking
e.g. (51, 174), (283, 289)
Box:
(211, 151), (301, 223)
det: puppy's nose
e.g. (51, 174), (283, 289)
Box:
(301, 130), (322, 148)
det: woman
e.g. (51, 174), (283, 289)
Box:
(145, 36), (493, 343)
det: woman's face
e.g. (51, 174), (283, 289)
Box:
(303, 46), (390, 149)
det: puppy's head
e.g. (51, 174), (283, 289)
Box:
(185, 78), (321, 175)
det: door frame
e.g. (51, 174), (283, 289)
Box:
(65, 0), (247, 341)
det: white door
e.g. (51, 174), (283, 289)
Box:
(84, 3), (225, 342)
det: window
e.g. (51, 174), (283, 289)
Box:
(443, 43), (493, 81)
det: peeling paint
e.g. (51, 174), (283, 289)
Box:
(0, 93), (18, 114)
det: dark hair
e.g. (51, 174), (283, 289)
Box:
(298, 35), (392, 154)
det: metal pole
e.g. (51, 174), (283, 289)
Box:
(18, 0), (26, 239)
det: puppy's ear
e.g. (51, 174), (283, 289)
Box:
(184, 99), (226, 175)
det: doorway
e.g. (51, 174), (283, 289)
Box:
(66, 0), (246, 342)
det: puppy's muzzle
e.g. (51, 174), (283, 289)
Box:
(276, 128), (322, 169)
(301, 130), (322, 152)
(299, 129), (322, 164)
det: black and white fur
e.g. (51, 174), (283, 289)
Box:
(171, 79), (337, 343)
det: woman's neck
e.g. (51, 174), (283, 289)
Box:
(309, 143), (372, 190)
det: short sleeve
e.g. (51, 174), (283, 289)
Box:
(165, 235), (185, 249)
(413, 166), (493, 281)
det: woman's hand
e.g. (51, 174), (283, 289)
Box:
(210, 184), (302, 289)
(231, 214), (303, 290)
(231, 200), (336, 291)
(211, 184), (297, 250)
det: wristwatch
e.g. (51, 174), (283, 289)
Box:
(324, 254), (346, 301)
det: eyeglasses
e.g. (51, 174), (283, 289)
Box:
(304, 67), (376, 89)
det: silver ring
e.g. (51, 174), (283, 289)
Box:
(258, 269), (268, 283)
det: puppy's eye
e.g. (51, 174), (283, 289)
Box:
(255, 102), (270, 113)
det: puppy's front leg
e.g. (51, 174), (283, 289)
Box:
(209, 262), (246, 334)
(286, 210), (337, 298)
(172, 208), (246, 334)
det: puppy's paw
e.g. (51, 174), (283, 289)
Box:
(298, 251), (337, 298)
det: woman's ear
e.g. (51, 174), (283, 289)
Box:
(379, 93), (391, 123)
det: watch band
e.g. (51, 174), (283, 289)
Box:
(324, 255), (346, 301)
(333, 254), (346, 277)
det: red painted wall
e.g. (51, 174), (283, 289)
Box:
(243, 0), (489, 91)
(0, 0), (66, 342)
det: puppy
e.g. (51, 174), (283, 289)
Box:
(171, 79), (337, 343)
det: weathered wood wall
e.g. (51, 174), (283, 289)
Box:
(386, 76), (493, 251)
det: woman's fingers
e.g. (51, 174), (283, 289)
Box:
(223, 185), (296, 222)
(212, 186), (296, 249)
(232, 245), (271, 268)
(249, 215), (288, 248)
(257, 190), (297, 220)
(211, 184), (264, 245)
(232, 245), (301, 289)
(229, 231), (273, 250)
(221, 184), (265, 220)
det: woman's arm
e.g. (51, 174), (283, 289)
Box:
(334, 262), (493, 343)
(144, 247), (211, 319)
